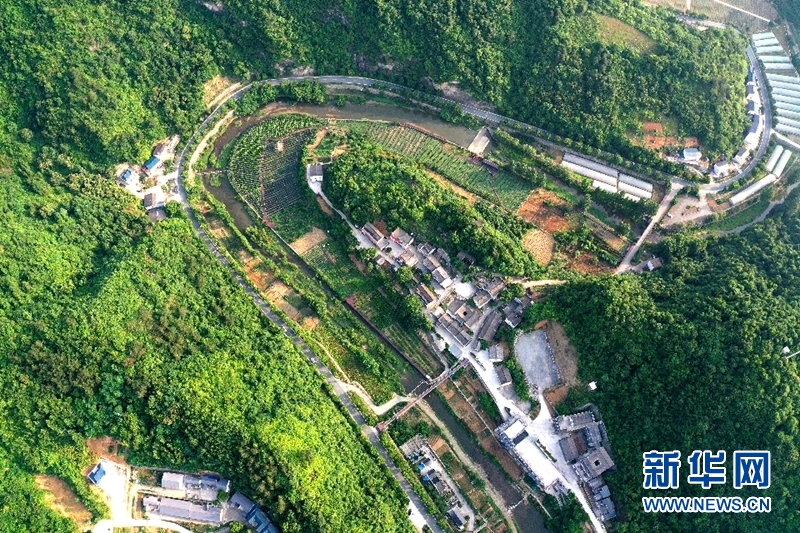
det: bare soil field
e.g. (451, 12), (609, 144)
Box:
(643, 122), (664, 134)
(516, 189), (573, 234)
(317, 196), (335, 216)
(36, 476), (92, 528)
(203, 75), (238, 108)
(208, 218), (232, 239)
(522, 228), (554, 265)
(87, 437), (127, 465)
(291, 227), (328, 255)
(541, 320), (579, 387)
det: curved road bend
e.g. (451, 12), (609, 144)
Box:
(176, 106), (443, 533)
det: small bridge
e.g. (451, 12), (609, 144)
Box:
(377, 357), (470, 432)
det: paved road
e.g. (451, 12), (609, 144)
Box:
(616, 184), (683, 273)
(93, 519), (192, 533)
(175, 97), (444, 533)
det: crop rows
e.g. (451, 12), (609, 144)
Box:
(303, 244), (368, 297)
(416, 139), (532, 209)
(228, 115), (318, 218)
(367, 126), (429, 158)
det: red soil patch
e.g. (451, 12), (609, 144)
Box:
(644, 135), (682, 149)
(87, 437), (127, 466)
(317, 196), (335, 216)
(643, 122), (664, 134)
(516, 189), (574, 234)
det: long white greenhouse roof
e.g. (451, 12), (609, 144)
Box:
(756, 45), (785, 54)
(776, 123), (800, 136)
(618, 173), (654, 193)
(767, 73), (800, 83)
(770, 81), (800, 91)
(562, 161), (618, 186)
(774, 95), (800, 106)
(617, 181), (652, 199)
(765, 146), (784, 172)
(563, 153), (618, 177)
(776, 101), (800, 113)
(591, 180), (618, 194)
(729, 174), (776, 206)
(779, 110), (800, 121)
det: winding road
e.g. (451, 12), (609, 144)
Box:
(176, 89), (444, 533)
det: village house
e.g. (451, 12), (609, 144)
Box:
(362, 223), (385, 245)
(391, 227), (414, 248)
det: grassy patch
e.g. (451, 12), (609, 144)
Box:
(703, 196), (771, 233)
(596, 15), (657, 53)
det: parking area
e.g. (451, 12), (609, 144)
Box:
(515, 330), (561, 392)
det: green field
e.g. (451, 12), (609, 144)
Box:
(340, 121), (534, 210)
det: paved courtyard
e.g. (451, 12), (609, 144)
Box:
(515, 330), (561, 391)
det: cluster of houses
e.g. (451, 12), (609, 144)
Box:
(361, 222), (536, 356)
(88, 462), (278, 531)
(142, 472), (231, 524)
(229, 492), (281, 533)
(554, 411), (617, 521)
(400, 435), (472, 531)
(119, 136), (180, 221)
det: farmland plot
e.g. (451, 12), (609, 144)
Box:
(227, 114), (322, 218)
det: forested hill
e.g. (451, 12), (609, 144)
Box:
(1, 0), (748, 170)
(532, 190), (800, 533)
(221, 0), (748, 155)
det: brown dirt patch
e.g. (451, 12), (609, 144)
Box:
(427, 170), (479, 205)
(203, 76), (237, 108)
(87, 437), (127, 465)
(522, 229), (554, 265)
(644, 135), (682, 150)
(373, 220), (389, 234)
(302, 316), (321, 330)
(542, 320), (578, 387)
(643, 122), (664, 134)
(36, 476), (92, 527)
(308, 129), (328, 152)
(278, 299), (302, 321)
(569, 252), (613, 275)
(290, 227), (328, 255)
(208, 219), (231, 239)
(264, 280), (291, 302)
(684, 137), (700, 148)
(545, 386), (570, 407)
(317, 196), (335, 216)
(517, 189), (574, 234)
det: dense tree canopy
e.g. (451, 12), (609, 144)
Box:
(532, 191), (800, 532)
(324, 142), (542, 277)
(0, 167), (414, 532)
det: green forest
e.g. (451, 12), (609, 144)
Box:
(0, 171), (414, 532)
(532, 191), (800, 533)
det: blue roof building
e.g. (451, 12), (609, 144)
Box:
(246, 505), (280, 533)
(88, 462), (107, 485)
(121, 169), (140, 185)
(143, 156), (162, 174)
